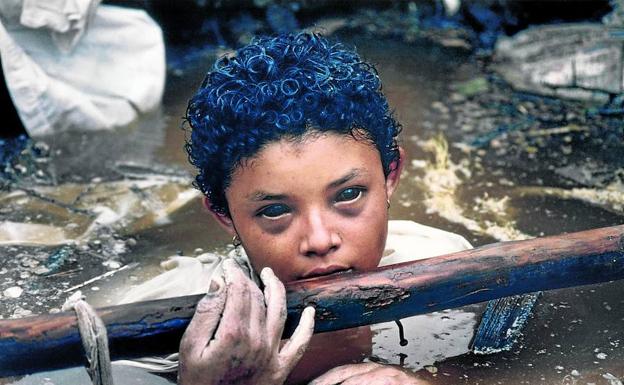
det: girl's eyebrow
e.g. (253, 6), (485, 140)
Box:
(248, 168), (367, 201)
(328, 168), (366, 189)
(248, 192), (287, 201)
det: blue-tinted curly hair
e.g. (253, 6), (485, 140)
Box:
(185, 32), (401, 215)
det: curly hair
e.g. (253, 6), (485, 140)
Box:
(185, 32), (401, 215)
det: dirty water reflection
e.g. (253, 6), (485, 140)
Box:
(2, 34), (623, 384)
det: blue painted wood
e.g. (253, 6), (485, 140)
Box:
(470, 293), (540, 354)
(1, 225), (623, 376)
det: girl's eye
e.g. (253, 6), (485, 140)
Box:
(336, 187), (364, 203)
(258, 204), (291, 218)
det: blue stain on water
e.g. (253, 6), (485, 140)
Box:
(44, 246), (73, 274)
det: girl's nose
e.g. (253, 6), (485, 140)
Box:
(299, 210), (340, 257)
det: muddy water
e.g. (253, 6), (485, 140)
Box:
(3, 33), (624, 384)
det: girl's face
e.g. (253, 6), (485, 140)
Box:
(209, 132), (403, 282)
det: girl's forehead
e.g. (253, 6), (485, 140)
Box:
(228, 132), (384, 191)
(247, 133), (378, 169)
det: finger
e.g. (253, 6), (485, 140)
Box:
(341, 373), (372, 385)
(247, 270), (267, 351)
(341, 368), (394, 385)
(308, 363), (381, 385)
(261, 267), (287, 348)
(279, 306), (315, 371)
(179, 281), (226, 358)
(209, 275), (225, 292)
(214, 259), (252, 341)
(343, 366), (428, 385)
(341, 372), (385, 385)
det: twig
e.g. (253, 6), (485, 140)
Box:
(524, 124), (589, 137)
(45, 267), (83, 278)
(12, 184), (94, 216)
(62, 263), (138, 293)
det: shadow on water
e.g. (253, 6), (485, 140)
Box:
(2, 31), (623, 384)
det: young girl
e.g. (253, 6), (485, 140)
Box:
(121, 32), (472, 385)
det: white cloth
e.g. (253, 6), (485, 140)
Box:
(118, 250), (257, 305)
(0, 1), (165, 136)
(118, 220), (476, 372)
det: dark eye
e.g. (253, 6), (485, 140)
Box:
(336, 187), (363, 203)
(258, 204), (291, 218)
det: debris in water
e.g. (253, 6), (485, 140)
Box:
(454, 77), (489, 97)
(603, 373), (623, 385)
(414, 133), (531, 241)
(596, 352), (608, 359)
(514, 181), (624, 215)
(44, 245), (73, 274)
(62, 263), (137, 294)
(472, 293), (540, 354)
(3, 286), (23, 298)
(0, 178), (200, 246)
(494, 24), (623, 102)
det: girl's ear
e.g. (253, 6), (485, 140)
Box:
(385, 146), (405, 199)
(202, 196), (237, 236)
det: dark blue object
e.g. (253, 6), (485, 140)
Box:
(471, 293), (540, 354)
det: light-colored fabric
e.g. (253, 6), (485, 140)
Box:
(380, 220), (473, 266)
(0, 2), (165, 136)
(21, 0), (101, 53)
(118, 249), (258, 305)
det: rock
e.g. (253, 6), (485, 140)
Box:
(4, 286), (23, 298)
(494, 24), (622, 102)
(103, 260), (122, 269)
(33, 266), (51, 275)
(454, 77), (489, 97)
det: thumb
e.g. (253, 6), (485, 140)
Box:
(179, 279), (226, 358)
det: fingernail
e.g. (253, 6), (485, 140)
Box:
(260, 266), (273, 281)
(304, 306), (316, 317)
(209, 277), (224, 293)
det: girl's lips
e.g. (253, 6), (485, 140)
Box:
(300, 265), (351, 279)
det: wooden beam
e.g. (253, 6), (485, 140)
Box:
(1, 225), (623, 376)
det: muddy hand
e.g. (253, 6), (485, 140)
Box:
(309, 362), (431, 385)
(178, 259), (315, 385)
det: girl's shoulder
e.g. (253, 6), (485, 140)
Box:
(118, 249), (255, 304)
(381, 220), (472, 266)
